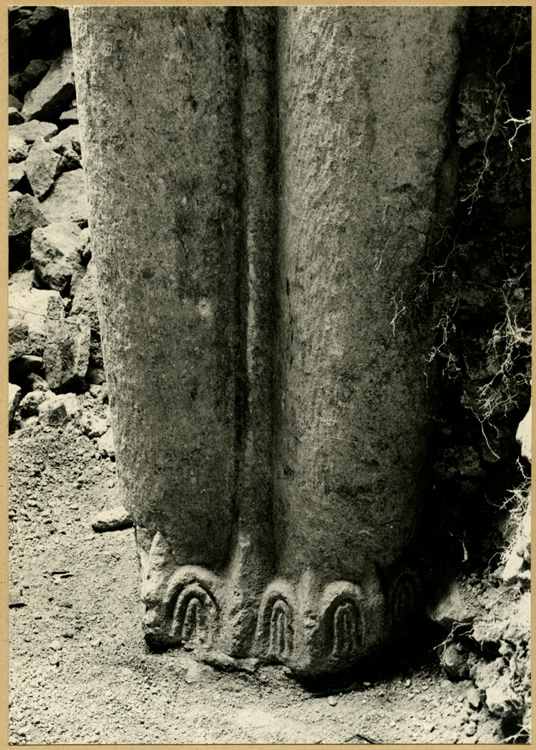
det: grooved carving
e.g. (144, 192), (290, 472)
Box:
(391, 573), (417, 627)
(269, 599), (293, 660)
(174, 583), (217, 647)
(330, 599), (361, 659)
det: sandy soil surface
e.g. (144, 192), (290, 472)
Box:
(8, 414), (507, 745)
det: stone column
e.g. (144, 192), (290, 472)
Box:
(257, 6), (464, 675)
(71, 6), (464, 674)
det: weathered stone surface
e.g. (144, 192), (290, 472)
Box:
(9, 133), (29, 163)
(9, 72), (23, 100)
(9, 120), (58, 144)
(20, 59), (50, 91)
(38, 393), (82, 426)
(9, 287), (63, 359)
(43, 296), (90, 391)
(28, 373), (51, 392)
(9, 107), (24, 126)
(19, 389), (53, 417)
(92, 506), (133, 532)
(71, 6), (465, 676)
(70, 260), (99, 330)
(49, 124), (81, 169)
(9, 162), (26, 191)
(9, 383), (22, 422)
(426, 581), (475, 629)
(22, 48), (76, 122)
(86, 368), (106, 386)
(23, 137), (63, 199)
(59, 107), (79, 125)
(31, 222), (81, 292)
(79, 412), (108, 438)
(8, 267), (35, 295)
(9, 193), (48, 238)
(96, 429), (115, 458)
(9, 94), (23, 111)
(76, 227), (91, 263)
(40, 169), (88, 226)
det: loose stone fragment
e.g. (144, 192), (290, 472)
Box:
(31, 222), (81, 292)
(92, 506), (133, 532)
(9, 383), (22, 422)
(40, 169), (88, 227)
(23, 137), (63, 200)
(9, 120), (58, 144)
(22, 48), (76, 122)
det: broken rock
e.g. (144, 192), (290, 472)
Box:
(71, 260), (99, 331)
(9, 193), (49, 240)
(9, 120), (58, 144)
(9, 162), (26, 191)
(43, 296), (90, 391)
(41, 169), (88, 227)
(79, 412), (108, 439)
(9, 134), (29, 163)
(97, 429), (115, 458)
(23, 137), (63, 200)
(20, 59), (50, 92)
(31, 222), (81, 292)
(22, 48), (76, 122)
(59, 107), (79, 125)
(9, 107), (24, 126)
(38, 393), (82, 426)
(9, 287), (63, 359)
(19, 389), (53, 418)
(9, 383), (22, 422)
(49, 124), (81, 170)
(92, 505), (133, 532)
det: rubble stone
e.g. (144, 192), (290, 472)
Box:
(49, 124), (81, 170)
(79, 412), (108, 438)
(9, 287), (62, 359)
(43, 296), (90, 391)
(23, 137), (63, 200)
(71, 260), (99, 330)
(20, 59), (50, 91)
(30, 222), (81, 292)
(38, 393), (82, 426)
(9, 193), (48, 238)
(97, 429), (115, 458)
(59, 107), (78, 125)
(92, 506), (133, 532)
(9, 107), (24, 126)
(9, 383), (22, 422)
(9, 162), (26, 191)
(40, 169), (88, 227)
(22, 48), (76, 122)
(9, 120), (58, 144)
(19, 389), (53, 417)
(9, 134), (29, 163)
(9, 94), (23, 111)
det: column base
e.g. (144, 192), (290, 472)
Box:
(137, 527), (421, 677)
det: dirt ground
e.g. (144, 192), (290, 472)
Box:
(9, 400), (516, 747)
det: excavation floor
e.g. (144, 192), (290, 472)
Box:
(9, 418), (505, 745)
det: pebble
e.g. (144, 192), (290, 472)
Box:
(465, 721), (477, 736)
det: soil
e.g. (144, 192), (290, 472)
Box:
(9, 405), (508, 746)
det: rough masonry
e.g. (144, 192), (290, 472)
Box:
(70, 6), (465, 676)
